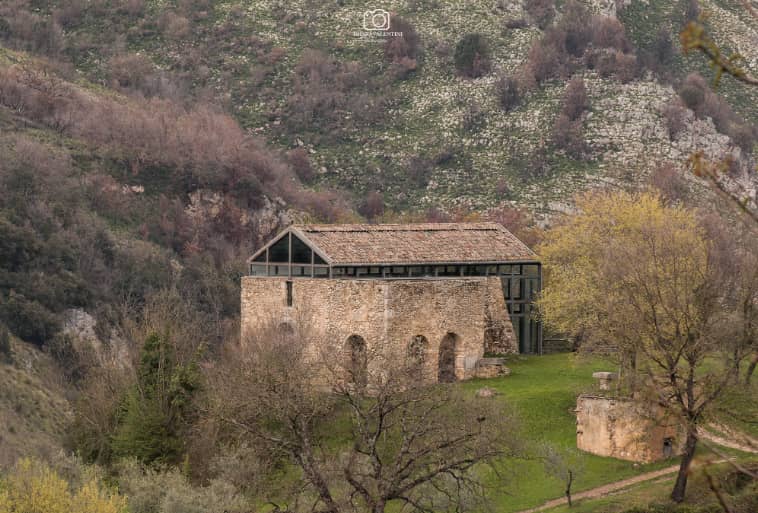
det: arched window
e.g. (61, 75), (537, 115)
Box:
(438, 333), (459, 383)
(407, 335), (428, 382)
(346, 335), (368, 389)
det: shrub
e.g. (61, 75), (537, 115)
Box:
(527, 38), (562, 83)
(407, 155), (434, 186)
(461, 100), (485, 132)
(685, 0), (700, 22)
(525, 0), (555, 29)
(503, 18), (528, 30)
(561, 77), (588, 121)
(161, 12), (190, 40)
(560, 1), (592, 57)
(596, 50), (638, 83)
(662, 99), (688, 141)
(552, 114), (586, 159)
(653, 28), (674, 66)
(0, 324), (11, 362)
(287, 147), (315, 182)
(496, 74), (520, 112)
(286, 49), (384, 136)
(0, 291), (60, 347)
(649, 162), (688, 203)
(678, 73), (707, 112)
(117, 460), (248, 513)
(590, 16), (631, 53)
(108, 53), (156, 91)
(47, 332), (94, 383)
(384, 16), (421, 63)
(0, 458), (128, 513)
(523, 1), (633, 84)
(454, 33), (491, 78)
(729, 123), (757, 154)
(678, 73), (756, 154)
(358, 190), (385, 220)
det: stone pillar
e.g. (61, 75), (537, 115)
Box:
(592, 371), (617, 391)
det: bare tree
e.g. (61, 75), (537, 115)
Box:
(204, 322), (520, 513)
(543, 446), (584, 508)
(538, 191), (755, 502)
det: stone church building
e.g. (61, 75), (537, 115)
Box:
(241, 223), (541, 383)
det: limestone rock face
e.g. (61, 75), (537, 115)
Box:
(62, 309), (130, 369)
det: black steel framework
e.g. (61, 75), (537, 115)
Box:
(248, 231), (542, 354)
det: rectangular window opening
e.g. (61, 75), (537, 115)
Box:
(286, 281), (293, 307)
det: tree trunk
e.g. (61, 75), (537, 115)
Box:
(745, 352), (758, 385)
(671, 428), (698, 502)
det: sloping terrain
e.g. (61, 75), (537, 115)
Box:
(4, 0), (750, 217)
(0, 337), (72, 468)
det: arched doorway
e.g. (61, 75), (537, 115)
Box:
(438, 333), (458, 383)
(407, 335), (428, 382)
(346, 335), (368, 388)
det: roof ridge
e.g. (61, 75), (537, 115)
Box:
(293, 222), (505, 232)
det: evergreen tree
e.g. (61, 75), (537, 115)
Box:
(111, 332), (200, 465)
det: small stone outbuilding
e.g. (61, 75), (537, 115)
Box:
(576, 395), (683, 463)
(241, 223), (542, 384)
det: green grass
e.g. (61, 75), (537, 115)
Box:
(459, 353), (670, 512)
(542, 458), (758, 513)
(712, 378), (758, 440)
(543, 475), (677, 513)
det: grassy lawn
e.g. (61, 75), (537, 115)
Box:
(542, 475), (677, 513)
(712, 374), (758, 441)
(460, 353), (671, 512)
(541, 458), (758, 513)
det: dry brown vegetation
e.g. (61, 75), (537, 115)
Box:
(202, 323), (520, 513)
(678, 73), (757, 154)
(521, 1), (636, 87)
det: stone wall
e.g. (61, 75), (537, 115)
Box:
(240, 276), (517, 383)
(576, 395), (683, 463)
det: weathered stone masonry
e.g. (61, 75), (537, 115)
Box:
(576, 395), (683, 463)
(241, 276), (518, 382)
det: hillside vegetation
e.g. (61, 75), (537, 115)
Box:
(2, 0), (754, 217)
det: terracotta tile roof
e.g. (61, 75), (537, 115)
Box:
(290, 223), (537, 265)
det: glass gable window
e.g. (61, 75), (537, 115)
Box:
(292, 236), (312, 264)
(268, 236), (289, 262)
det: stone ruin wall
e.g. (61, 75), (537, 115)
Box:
(576, 395), (684, 463)
(240, 276), (518, 383)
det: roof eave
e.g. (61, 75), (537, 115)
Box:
(328, 258), (541, 267)
(246, 226), (334, 265)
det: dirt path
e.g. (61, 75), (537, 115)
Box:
(515, 465), (680, 513)
(699, 423), (758, 454)
(516, 425), (757, 513)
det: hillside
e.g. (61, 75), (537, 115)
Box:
(0, 336), (71, 468)
(1, 0), (753, 218)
